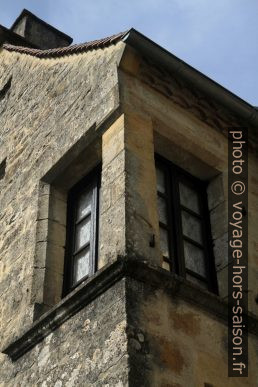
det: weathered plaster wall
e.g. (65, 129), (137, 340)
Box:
(0, 42), (124, 349)
(126, 277), (258, 387)
(0, 279), (128, 386)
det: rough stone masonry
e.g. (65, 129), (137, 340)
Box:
(0, 9), (257, 387)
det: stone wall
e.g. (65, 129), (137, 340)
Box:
(118, 50), (258, 315)
(0, 257), (257, 386)
(0, 42), (125, 349)
(126, 276), (258, 386)
(0, 37), (257, 387)
(0, 279), (128, 386)
(11, 11), (72, 49)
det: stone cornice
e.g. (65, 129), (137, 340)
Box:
(119, 41), (258, 154)
(3, 257), (258, 361)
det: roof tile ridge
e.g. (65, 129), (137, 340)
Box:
(2, 30), (129, 58)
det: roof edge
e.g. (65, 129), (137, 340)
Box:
(123, 29), (258, 127)
(2, 30), (128, 58)
(2, 25), (257, 127)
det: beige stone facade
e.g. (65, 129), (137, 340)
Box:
(0, 11), (257, 387)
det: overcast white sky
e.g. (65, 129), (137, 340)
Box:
(1, 0), (257, 105)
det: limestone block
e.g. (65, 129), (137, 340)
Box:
(102, 115), (125, 167)
(213, 232), (228, 271)
(210, 201), (227, 240)
(207, 173), (225, 211)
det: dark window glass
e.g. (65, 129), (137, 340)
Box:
(0, 158), (6, 180)
(155, 156), (218, 293)
(63, 169), (100, 294)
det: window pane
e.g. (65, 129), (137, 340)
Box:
(75, 217), (91, 251)
(156, 167), (166, 194)
(184, 241), (205, 277)
(158, 196), (168, 225)
(179, 182), (200, 214)
(160, 227), (170, 258)
(73, 247), (90, 283)
(77, 189), (92, 220)
(181, 211), (202, 244)
(186, 274), (208, 290)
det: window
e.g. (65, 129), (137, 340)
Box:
(63, 169), (100, 295)
(156, 156), (218, 293)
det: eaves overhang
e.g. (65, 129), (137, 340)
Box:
(2, 25), (257, 130)
(122, 28), (258, 129)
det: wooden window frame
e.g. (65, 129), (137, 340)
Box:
(63, 166), (100, 296)
(156, 155), (218, 294)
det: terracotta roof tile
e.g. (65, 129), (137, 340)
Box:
(2, 30), (129, 58)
